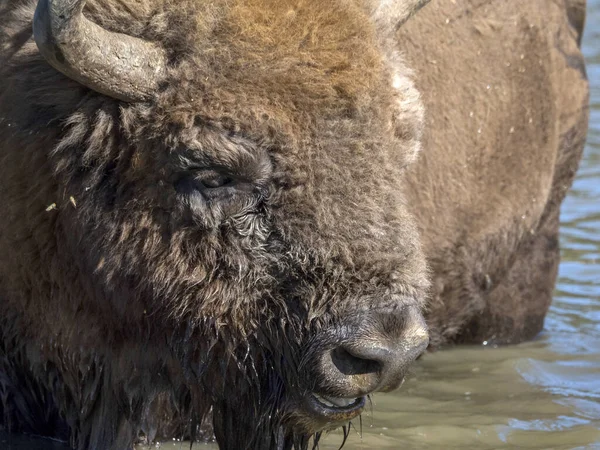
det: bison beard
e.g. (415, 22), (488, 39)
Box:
(0, 0), (589, 449)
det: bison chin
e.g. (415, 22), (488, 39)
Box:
(187, 334), (319, 450)
(200, 348), (337, 450)
(192, 303), (428, 450)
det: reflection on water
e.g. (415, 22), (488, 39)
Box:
(2, 1), (600, 449)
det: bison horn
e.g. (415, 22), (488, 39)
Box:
(33, 0), (167, 102)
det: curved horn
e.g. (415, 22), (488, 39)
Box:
(33, 0), (167, 102)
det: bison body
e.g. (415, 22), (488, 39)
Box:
(403, 0), (589, 346)
(0, 0), (588, 449)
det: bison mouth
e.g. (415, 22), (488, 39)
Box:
(305, 393), (366, 424)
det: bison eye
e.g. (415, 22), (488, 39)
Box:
(175, 169), (239, 197)
(174, 167), (258, 217)
(194, 170), (234, 189)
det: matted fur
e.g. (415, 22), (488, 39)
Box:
(0, 0), (589, 449)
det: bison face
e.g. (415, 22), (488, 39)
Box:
(20, 0), (431, 447)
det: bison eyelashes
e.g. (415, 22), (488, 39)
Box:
(192, 169), (234, 189)
(175, 169), (238, 199)
(174, 168), (260, 220)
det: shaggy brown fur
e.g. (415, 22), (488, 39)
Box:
(1, 1), (429, 448)
(0, 0), (589, 449)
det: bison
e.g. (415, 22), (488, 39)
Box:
(0, 0), (589, 449)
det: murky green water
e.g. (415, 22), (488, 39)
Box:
(2, 2), (599, 450)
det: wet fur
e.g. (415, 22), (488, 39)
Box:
(0, 0), (589, 449)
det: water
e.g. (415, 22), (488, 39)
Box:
(2, 2), (599, 449)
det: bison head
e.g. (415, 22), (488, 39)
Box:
(7, 0), (430, 447)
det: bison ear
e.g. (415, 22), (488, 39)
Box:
(370, 0), (431, 34)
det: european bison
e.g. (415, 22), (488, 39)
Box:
(0, 0), (589, 449)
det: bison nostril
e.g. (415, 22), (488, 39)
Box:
(330, 347), (381, 376)
(314, 307), (429, 397)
